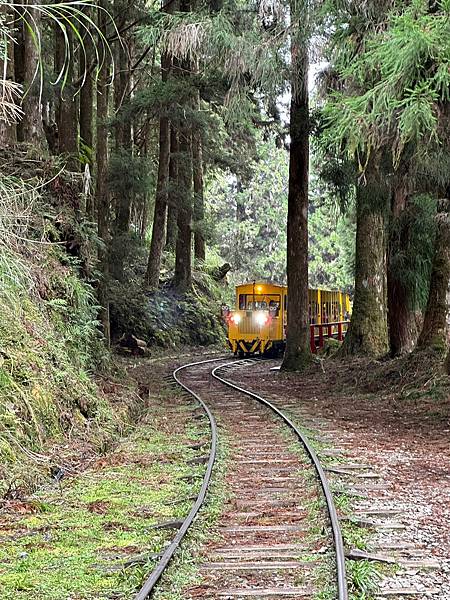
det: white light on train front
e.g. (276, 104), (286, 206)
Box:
(233, 314), (241, 324)
(255, 311), (268, 326)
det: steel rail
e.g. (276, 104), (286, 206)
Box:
(211, 361), (349, 600)
(134, 357), (229, 600)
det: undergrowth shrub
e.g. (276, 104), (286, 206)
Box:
(109, 284), (226, 348)
(0, 169), (116, 495)
(107, 232), (227, 347)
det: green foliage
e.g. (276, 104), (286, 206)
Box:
(347, 559), (382, 598)
(0, 171), (114, 494)
(110, 284), (225, 348)
(107, 233), (225, 346)
(208, 136), (355, 291)
(309, 172), (356, 292)
(109, 149), (153, 200)
(321, 1), (450, 164)
(0, 394), (212, 599)
(0, 0), (116, 122)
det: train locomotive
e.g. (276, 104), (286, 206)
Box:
(224, 281), (351, 357)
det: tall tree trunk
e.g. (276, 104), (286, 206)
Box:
(174, 120), (193, 293)
(173, 19), (193, 294)
(14, 9), (25, 143)
(341, 160), (390, 357)
(55, 19), (78, 167)
(145, 47), (171, 288)
(113, 42), (132, 231)
(110, 41), (132, 281)
(96, 5), (111, 345)
(0, 5), (17, 146)
(193, 119), (206, 262)
(234, 179), (245, 270)
(165, 127), (179, 249)
(22, 1), (47, 149)
(145, 115), (170, 287)
(79, 9), (94, 172)
(79, 19), (94, 217)
(417, 199), (450, 353)
(387, 181), (418, 356)
(281, 13), (311, 371)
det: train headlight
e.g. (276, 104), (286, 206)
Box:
(232, 314), (241, 324)
(255, 311), (268, 326)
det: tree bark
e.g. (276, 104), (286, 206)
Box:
(192, 74), (206, 262)
(281, 15), (311, 371)
(341, 161), (390, 357)
(96, 5), (111, 346)
(145, 115), (170, 287)
(22, 1), (47, 149)
(0, 5), (17, 146)
(110, 40), (132, 281)
(165, 127), (179, 249)
(193, 117), (206, 262)
(145, 46), (172, 288)
(387, 182), (418, 356)
(55, 18), (78, 167)
(14, 9), (25, 143)
(113, 41), (132, 232)
(417, 199), (450, 353)
(79, 8), (94, 171)
(174, 119), (193, 293)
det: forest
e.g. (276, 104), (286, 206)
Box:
(0, 0), (449, 599)
(1, 0), (447, 366)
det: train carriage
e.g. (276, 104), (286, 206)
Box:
(225, 281), (351, 357)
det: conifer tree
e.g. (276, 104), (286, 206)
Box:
(281, 0), (312, 370)
(165, 128), (179, 248)
(55, 17), (78, 167)
(0, 4), (18, 145)
(320, 0), (449, 357)
(22, 1), (47, 149)
(145, 35), (172, 287)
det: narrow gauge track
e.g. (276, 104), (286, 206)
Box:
(136, 358), (348, 600)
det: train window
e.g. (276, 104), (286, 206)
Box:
(238, 294), (281, 310)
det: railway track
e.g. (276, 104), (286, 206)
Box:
(136, 357), (348, 600)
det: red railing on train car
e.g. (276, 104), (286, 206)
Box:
(310, 321), (351, 353)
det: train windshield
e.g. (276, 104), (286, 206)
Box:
(238, 294), (281, 313)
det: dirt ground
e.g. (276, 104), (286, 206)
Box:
(227, 353), (450, 597)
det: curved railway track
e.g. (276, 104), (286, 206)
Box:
(136, 357), (348, 600)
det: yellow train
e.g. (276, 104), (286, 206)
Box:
(224, 281), (351, 357)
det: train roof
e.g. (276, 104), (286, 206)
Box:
(235, 281), (349, 294)
(235, 281), (286, 290)
(236, 280), (285, 287)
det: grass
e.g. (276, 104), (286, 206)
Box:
(0, 390), (212, 599)
(347, 560), (382, 598)
(151, 422), (231, 599)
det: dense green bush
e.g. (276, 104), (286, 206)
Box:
(107, 232), (227, 348)
(0, 174), (115, 493)
(109, 284), (226, 348)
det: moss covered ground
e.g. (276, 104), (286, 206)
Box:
(0, 384), (211, 599)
